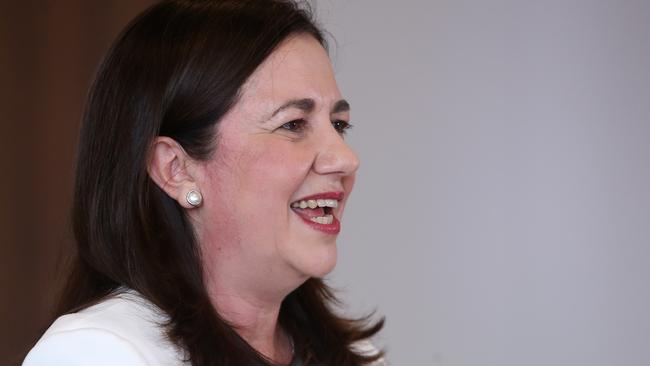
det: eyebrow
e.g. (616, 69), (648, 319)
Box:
(270, 98), (350, 118)
(332, 99), (350, 114)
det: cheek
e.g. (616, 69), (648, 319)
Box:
(206, 139), (315, 241)
(241, 141), (314, 197)
(199, 141), (314, 246)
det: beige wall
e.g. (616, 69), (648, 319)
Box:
(0, 2), (154, 364)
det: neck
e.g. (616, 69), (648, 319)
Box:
(205, 271), (299, 364)
(198, 231), (307, 364)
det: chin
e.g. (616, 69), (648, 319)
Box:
(297, 243), (338, 278)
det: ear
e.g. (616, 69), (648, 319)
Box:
(147, 136), (202, 209)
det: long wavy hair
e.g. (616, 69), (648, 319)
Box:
(56, 0), (384, 365)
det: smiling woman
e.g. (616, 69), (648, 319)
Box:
(22, 1), (384, 366)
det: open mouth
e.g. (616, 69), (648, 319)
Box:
(290, 192), (343, 234)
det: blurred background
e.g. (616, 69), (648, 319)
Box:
(1, 1), (155, 364)
(2, 1), (650, 366)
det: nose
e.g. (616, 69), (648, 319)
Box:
(313, 132), (360, 177)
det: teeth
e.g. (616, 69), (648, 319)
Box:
(310, 214), (334, 224)
(291, 199), (338, 208)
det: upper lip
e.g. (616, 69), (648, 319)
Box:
(291, 191), (344, 203)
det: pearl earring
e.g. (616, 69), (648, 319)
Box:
(186, 189), (203, 207)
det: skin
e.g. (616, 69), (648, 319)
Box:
(149, 33), (359, 364)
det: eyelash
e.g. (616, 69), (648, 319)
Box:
(332, 120), (353, 134)
(280, 119), (353, 135)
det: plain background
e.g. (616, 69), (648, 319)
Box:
(318, 1), (650, 365)
(2, 1), (650, 365)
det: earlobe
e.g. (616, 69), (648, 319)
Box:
(147, 137), (202, 209)
(185, 189), (203, 207)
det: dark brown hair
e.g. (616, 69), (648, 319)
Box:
(57, 1), (383, 365)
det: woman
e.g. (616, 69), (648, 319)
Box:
(23, 0), (384, 365)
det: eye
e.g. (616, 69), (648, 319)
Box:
(332, 120), (352, 134)
(279, 119), (306, 133)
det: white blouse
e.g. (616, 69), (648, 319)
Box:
(23, 290), (385, 365)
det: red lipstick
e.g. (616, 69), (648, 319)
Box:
(291, 191), (344, 235)
(294, 191), (344, 202)
(295, 214), (341, 235)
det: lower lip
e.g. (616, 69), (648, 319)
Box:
(292, 209), (341, 235)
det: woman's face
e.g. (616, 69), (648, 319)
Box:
(194, 34), (359, 287)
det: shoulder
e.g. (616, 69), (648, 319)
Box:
(351, 339), (388, 366)
(23, 290), (188, 366)
(23, 326), (149, 366)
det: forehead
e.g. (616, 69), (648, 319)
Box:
(237, 33), (341, 110)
